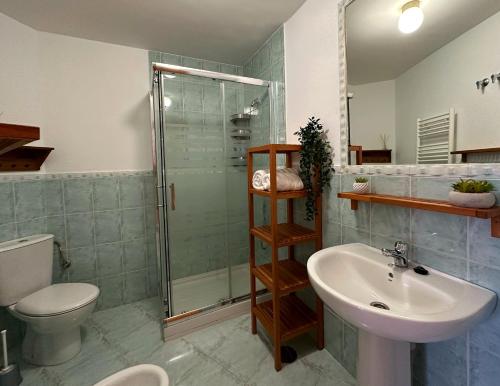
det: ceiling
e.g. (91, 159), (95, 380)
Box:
(347, 0), (500, 85)
(0, 0), (305, 65)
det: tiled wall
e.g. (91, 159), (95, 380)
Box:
(0, 171), (158, 346)
(243, 26), (286, 144)
(313, 172), (500, 385)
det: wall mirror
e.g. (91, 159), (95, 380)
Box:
(342, 0), (500, 166)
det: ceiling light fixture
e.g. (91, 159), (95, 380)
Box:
(398, 0), (424, 34)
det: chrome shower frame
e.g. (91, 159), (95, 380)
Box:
(150, 63), (277, 330)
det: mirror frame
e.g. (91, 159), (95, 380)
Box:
(337, 0), (500, 178)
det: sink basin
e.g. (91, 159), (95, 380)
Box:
(307, 243), (496, 386)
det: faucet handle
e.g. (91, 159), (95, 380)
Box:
(394, 241), (408, 256)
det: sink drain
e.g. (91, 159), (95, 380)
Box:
(370, 301), (390, 310)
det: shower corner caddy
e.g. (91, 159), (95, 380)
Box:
(247, 144), (324, 371)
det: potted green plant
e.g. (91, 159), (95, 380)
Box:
(294, 117), (334, 220)
(449, 178), (496, 208)
(353, 176), (369, 194)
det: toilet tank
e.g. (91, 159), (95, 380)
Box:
(0, 234), (54, 306)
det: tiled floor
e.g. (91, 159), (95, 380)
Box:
(18, 297), (355, 386)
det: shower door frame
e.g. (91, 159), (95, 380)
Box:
(151, 62), (276, 326)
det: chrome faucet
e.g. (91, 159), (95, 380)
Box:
(381, 241), (409, 268)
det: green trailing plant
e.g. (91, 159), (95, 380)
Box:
(294, 117), (334, 220)
(354, 177), (368, 183)
(451, 178), (494, 193)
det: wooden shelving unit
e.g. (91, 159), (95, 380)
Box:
(0, 123), (54, 171)
(338, 192), (500, 237)
(247, 144), (324, 371)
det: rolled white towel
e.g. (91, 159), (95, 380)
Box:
(253, 168), (304, 191)
(252, 169), (268, 190)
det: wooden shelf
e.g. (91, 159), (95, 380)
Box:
(253, 295), (318, 341)
(0, 123), (40, 156)
(0, 146), (54, 171)
(248, 143), (324, 371)
(451, 147), (500, 163)
(362, 149), (392, 164)
(251, 223), (318, 247)
(253, 260), (309, 295)
(338, 192), (500, 237)
(248, 144), (301, 154)
(249, 188), (307, 199)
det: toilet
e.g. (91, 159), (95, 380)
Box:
(0, 234), (100, 366)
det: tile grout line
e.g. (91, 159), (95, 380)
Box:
(61, 180), (70, 282)
(141, 176), (150, 296)
(11, 182), (18, 237)
(90, 179), (98, 289)
(117, 178), (126, 304)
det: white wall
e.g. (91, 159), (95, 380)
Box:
(396, 11), (500, 164)
(0, 13), (152, 173)
(349, 80), (395, 152)
(0, 13), (42, 139)
(39, 32), (151, 172)
(284, 0), (340, 164)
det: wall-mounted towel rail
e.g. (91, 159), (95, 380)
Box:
(416, 109), (455, 164)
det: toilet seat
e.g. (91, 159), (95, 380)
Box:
(15, 283), (99, 317)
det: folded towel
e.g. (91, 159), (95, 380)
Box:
(252, 168), (304, 191)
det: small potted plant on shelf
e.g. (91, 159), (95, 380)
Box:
(353, 177), (369, 194)
(449, 178), (496, 208)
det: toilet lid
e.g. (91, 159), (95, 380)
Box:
(16, 283), (100, 317)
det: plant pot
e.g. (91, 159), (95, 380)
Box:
(448, 191), (496, 209)
(353, 182), (369, 194)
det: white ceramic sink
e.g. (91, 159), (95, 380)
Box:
(307, 243), (497, 386)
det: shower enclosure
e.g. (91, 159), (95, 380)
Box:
(150, 63), (279, 323)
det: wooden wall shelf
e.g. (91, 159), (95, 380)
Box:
(338, 192), (500, 237)
(0, 146), (54, 171)
(0, 123), (40, 156)
(247, 143), (324, 371)
(362, 149), (392, 164)
(451, 147), (500, 163)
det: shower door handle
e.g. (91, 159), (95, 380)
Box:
(169, 183), (176, 210)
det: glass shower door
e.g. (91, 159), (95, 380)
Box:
(155, 68), (273, 319)
(162, 73), (230, 316)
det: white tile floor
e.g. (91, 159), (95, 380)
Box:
(17, 297), (356, 386)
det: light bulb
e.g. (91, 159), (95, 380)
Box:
(398, 1), (424, 34)
(163, 96), (172, 109)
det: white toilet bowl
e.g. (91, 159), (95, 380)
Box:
(8, 282), (99, 366)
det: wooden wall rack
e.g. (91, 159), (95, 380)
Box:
(338, 192), (500, 237)
(247, 144), (324, 371)
(0, 123), (54, 171)
(451, 147), (500, 163)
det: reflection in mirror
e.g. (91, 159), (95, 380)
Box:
(345, 0), (500, 165)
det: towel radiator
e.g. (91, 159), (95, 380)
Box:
(416, 108), (455, 164)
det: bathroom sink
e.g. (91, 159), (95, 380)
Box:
(307, 243), (496, 386)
